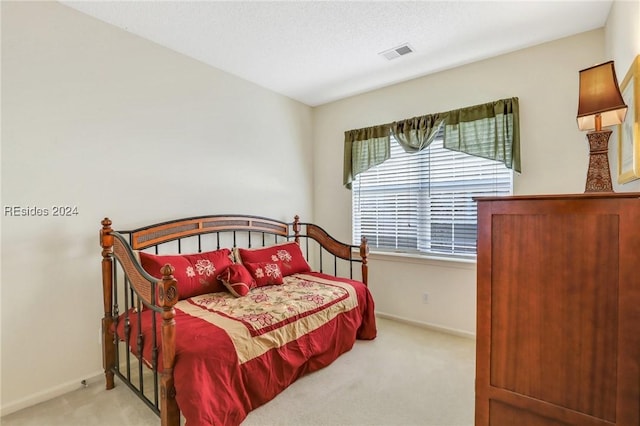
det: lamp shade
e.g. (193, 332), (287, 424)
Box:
(577, 61), (627, 131)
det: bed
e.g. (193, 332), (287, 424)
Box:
(99, 214), (377, 426)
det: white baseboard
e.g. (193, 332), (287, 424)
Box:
(0, 370), (104, 418)
(375, 311), (476, 340)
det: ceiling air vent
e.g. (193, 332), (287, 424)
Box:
(379, 43), (414, 61)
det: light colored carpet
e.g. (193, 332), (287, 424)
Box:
(1, 317), (475, 426)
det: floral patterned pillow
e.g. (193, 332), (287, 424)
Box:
(217, 264), (256, 297)
(236, 241), (311, 277)
(244, 261), (284, 287)
(139, 249), (233, 300)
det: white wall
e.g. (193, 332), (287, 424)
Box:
(1, 2), (313, 414)
(313, 30), (606, 337)
(608, 0), (640, 192)
(312, 0), (640, 340)
(607, 0), (640, 95)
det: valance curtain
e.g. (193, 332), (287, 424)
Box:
(442, 97), (520, 172)
(343, 125), (390, 190)
(343, 97), (520, 188)
(391, 114), (443, 153)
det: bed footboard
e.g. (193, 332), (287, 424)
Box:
(292, 215), (369, 285)
(99, 214), (368, 426)
(100, 218), (180, 426)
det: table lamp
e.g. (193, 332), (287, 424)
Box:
(577, 61), (627, 192)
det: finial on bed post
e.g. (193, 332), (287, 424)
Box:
(359, 236), (369, 287)
(293, 215), (301, 244)
(158, 264), (180, 426)
(100, 218), (116, 390)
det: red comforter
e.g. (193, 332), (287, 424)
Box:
(116, 272), (376, 425)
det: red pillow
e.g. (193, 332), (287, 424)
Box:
(139, 249), (233, 300)
(244, 261), (284, 287)
(237, 242), (311, 277)
(217, 264), (256, 297)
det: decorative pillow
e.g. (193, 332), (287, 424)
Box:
(139, 249), (233, 300)
(217, 264), (256, 297)
(244, 261), (284, 287)
(236, 241), (311, 277)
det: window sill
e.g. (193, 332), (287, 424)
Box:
(363, 250), (477, 269)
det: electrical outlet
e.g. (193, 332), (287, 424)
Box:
(422, 292), (429, 304)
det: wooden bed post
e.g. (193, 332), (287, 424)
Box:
(158, 264), (180, 426)
(293, 215), (301, 244)
(359, 236), (369, 287)
(100, 218), (115, 390)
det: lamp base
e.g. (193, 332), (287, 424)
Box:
(584, 129), (614, 192)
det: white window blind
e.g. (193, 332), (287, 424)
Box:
(352, 135), (512, 259)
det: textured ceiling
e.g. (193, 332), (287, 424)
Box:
(61, 1), (613, 106)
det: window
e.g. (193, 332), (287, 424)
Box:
(352, 133), (512, 259)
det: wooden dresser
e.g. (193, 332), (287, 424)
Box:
(475, 193), (640, 426)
